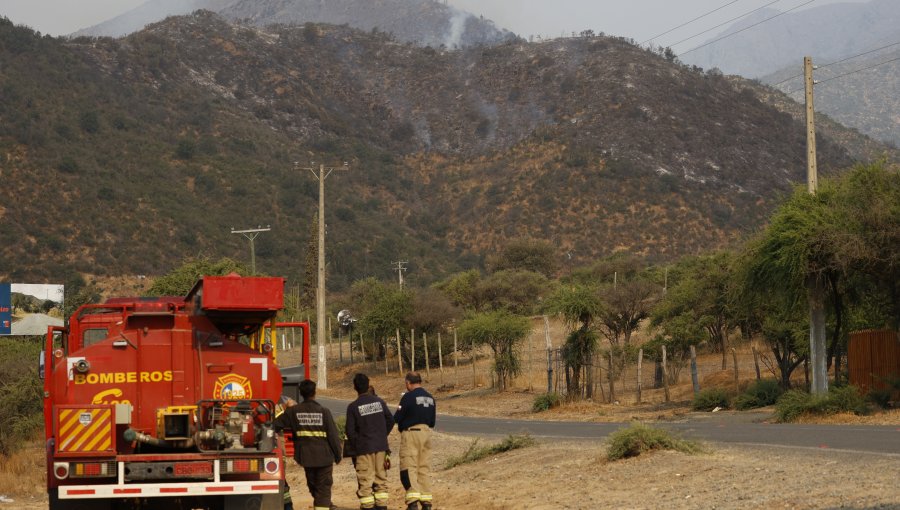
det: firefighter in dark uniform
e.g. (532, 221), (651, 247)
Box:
(273, 379), (342, 510)
(394, 372), (436, 510)
(346, 373), (395, 510)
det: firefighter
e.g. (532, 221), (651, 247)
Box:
(345, 373), (395, 510)
(273, 379), (342, 510)
(393, 372), (436, 510)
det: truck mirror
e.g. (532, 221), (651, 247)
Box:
(39, 350), (45, 380)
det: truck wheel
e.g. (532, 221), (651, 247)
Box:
(224, 492), (283, 510)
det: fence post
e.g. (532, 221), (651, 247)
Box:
(607, 353), (616, 404)
(339, 328), (344, 365)
(410, 328), (415, 372)
(384, 337), (389, 375)
(662, 345), (670, 403)
(690, 345), (700, 395)
(423, 332), (431, 378)
(547, 349), (553, 394)
(437, 332), (444, 386)
(472, 340), (477, 387)
(752, 344), (761, 380)
(453, 329), (459, 385)
(395, 329), (403, 375)
(731, 347), (739, 390)
(636, 348), (643, 404)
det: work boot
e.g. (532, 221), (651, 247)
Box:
(406, 502), (420, 510)
(374, 507), (388, 510)
(421, 504), (432, 510)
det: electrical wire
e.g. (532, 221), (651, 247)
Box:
(680, 0), (818, 55)
(785, 55), (900, 94)
(665, 0), (786, 49)
(641, 0), (741, 45)
(771, 40), (900, 87)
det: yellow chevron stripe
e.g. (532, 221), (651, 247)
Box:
(58, 409), (83, 437)
(70, 410), (110, 451)
(82, 415), (112, 452)
(61, 409), (104, 451)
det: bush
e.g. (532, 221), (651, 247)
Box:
(692, 387), (731, 411)
(532, 393), (561, 413)
(775, 386), (868, 422)
(444, 434), (536, 469)
(606, 423), (703, 461)
(0, 338), (44, 455)
(733, 379), (783, 410)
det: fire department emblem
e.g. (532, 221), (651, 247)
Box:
(214, 374), (253, 400)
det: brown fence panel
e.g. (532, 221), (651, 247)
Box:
(848, 330), (900, 397)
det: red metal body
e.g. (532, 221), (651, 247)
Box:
(42, 275), (310, 510)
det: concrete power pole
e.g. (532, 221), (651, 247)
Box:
(392, 261), (408, 289)
(804, 56), (828, 395)
(297, 161), (348, 389)
(231, 226), (271, 275)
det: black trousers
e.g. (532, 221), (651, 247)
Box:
(304, 464), (334, 509)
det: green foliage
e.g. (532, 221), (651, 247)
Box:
(444, 434), (536, 469)
(349, 278), (413, 344)
(733, 379), (784, 410)
(0, 338), (43, 455)
(532, 392), (561, 412)
(692, 388), (731, 411)
(606, 423), (703, 461)
(485, 238), (558, 277)
(458, 310), (530, 390)
(475, 269), (551, 315)
(774, 387), (868, 422)
(146, 257), (249, 297)
(433, 270), (482, 311)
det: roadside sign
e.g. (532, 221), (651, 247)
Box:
(0, 283), (10, 335)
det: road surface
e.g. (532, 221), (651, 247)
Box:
(319, 397), (900, 456)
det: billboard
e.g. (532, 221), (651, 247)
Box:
(0, 283), (10, 335)
(1, 283), (65, 336)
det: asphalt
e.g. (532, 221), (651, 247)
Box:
(319, 397), (900, 457)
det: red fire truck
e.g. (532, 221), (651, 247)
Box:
(42, 275), (309, 510)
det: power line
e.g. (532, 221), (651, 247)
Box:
(772, 40), (900, 87)
(785, 54), (900, 94)
(641, 0), (741, 46)
(665, 0), (786, 49)
(681, 0), (818, 56)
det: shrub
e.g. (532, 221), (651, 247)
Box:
(532, 392), (561, 413)
(775, 386), (868, 422)
(733, 379), (784, 410)
(606, 423), (703, 461)
(692, 387), (731, 411)
(444, 434), (536, 469)
(0, 338), (43, 455)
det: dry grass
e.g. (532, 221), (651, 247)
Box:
(0, 438), (45, 497)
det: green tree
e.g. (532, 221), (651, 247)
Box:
(146, 257), (249, 296)
(433, 269), (482, 311)
(485, 238), (558, 277)
(651, 252), (736, 369)
(476, 269), (552, 315)
(458, 311), (530, 391)
(546, 284), (602, 399)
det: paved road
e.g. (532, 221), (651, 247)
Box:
(320, 397), (900, 456)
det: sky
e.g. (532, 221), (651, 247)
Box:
(0, 0), (871, 42)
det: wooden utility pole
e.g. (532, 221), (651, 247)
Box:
(298, 161), (348, 389)
(804, 56), (828, 395)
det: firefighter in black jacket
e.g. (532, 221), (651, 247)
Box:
(273, 379), (342, 510)
(346, 373), (395, 510)
(394, 372), (436, 510)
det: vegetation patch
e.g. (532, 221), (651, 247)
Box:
(532, 392), (561, 412)
(774, 386), (868, 422)
(0, 338), (43, 456)
(733, 379), (784, 410)
(606, 423), (704, 461)
(692, 387), (731, 411)
(444, 434), (536, 469)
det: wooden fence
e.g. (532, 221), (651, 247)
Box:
(848, 329), (900, 398)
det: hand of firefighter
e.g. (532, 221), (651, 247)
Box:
(383, 452), (391, 470)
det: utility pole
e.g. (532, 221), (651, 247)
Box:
(231, 225), (271, 275)
(392, 261), (408, 289)
(804, 56), (827, 395)
(296, 161), (348, 389)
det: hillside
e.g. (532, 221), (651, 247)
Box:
(1, 13), (895, 287)
(72, 0), (515, 48)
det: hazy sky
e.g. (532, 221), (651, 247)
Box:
(0, 0), (872, 44)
